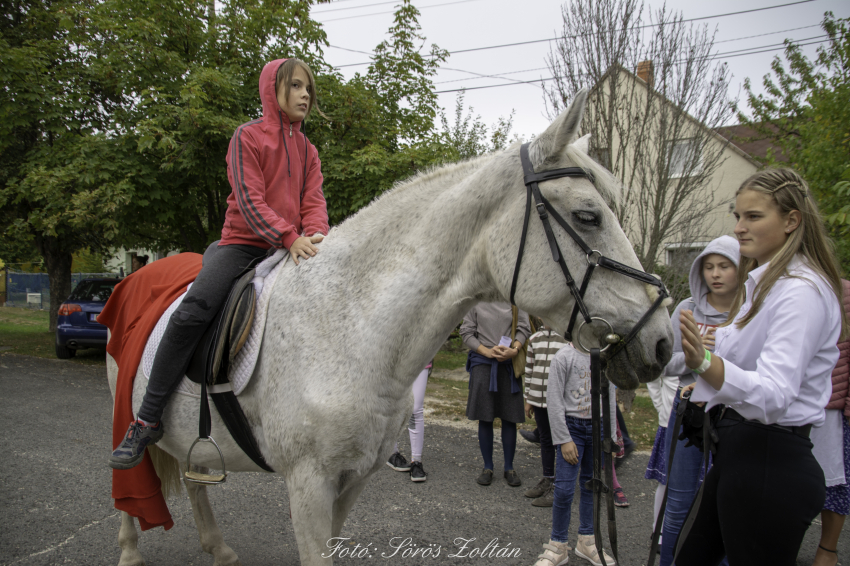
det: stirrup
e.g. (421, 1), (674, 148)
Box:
(184, 436), (227, 485)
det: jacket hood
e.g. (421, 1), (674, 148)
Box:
(259, 58), (301, 132)
(688, 235), (740, 316)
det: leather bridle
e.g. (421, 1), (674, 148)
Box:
(510, 142), (671, 564)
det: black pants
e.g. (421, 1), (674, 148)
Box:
(137, 242), (268, 423)
(676, 418), (825, 565)
(532, 405), (555, 477)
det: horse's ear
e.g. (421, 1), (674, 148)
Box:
(573, 133), (591, 155)
(529, 89), (588, 168)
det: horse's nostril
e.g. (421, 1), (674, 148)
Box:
(656, 337), (672, 366)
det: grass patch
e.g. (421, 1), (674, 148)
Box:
(433, 350), (467, 371)
(621, 389), (659, 452)
(0, 306), (106, 365)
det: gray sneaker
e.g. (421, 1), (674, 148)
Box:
(532, 483), (555, 507)
(525, 476), (553, 498)
(109, 420), (164, 470)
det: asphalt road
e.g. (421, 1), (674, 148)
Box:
(0, 354), (845, 566)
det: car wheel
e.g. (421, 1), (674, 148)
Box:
(55, 342), (76, 359)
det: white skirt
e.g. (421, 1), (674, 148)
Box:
(812, 409), (847, 488)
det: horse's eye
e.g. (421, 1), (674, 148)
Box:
(572, 210), (600, 226)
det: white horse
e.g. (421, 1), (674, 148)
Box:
(106, 90), (673, 566)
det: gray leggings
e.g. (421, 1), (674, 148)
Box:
(137, 242), (269, 423)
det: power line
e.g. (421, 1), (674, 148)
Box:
(315, 0), (483, 23)
(431, 33), (827, 86)
(314, 0), (406, 14)
(714, 24), (819, 44)
(333, 0), (818, 68)
(433, 37), (830, 94)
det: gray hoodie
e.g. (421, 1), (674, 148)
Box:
(664, 235), (740, 387)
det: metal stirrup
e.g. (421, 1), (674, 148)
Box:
(185, 436), (228, 485)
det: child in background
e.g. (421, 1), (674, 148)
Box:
(523, 323), (568, 507)
(387, 362), (432, 482)
(535, 343), (617, 566)
(461, 302), (531, 487)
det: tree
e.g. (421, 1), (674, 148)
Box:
(741, 13), (850, 271)
(543, 0), (735, 296)
(0, 0), (142, 329)
(309, 0), (453, 225)
(440, 90), (517, 160)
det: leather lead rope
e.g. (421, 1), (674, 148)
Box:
(647, 394), (689, 564)
(601, 376), (618, 562)
(587, 348), (617, 565)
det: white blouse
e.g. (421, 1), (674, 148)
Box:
(692, 256), (841, 427)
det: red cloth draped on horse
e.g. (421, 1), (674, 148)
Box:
(99, 253), (203, 531)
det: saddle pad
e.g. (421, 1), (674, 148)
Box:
(141, 249), (289, 397)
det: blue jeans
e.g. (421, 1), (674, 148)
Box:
(552, 416), (596, 543)
(660, 390), (728, 566)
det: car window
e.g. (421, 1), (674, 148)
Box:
(69, 280), (118, 302)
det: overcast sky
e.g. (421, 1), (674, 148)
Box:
(310, 0), (850, 141)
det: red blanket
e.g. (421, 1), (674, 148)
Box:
(99, 253), (203, 531)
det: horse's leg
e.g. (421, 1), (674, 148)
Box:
(331, 476), (370, 539)
(288, 465), (336, 565)
(184, 471), (242, 566)
(117, 512), (145, 566)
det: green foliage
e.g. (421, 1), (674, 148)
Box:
(440, 91), (517, 160)
(71, 249), (106, 273)
(741, 13), (850, 272)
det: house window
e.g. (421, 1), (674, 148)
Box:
(667, 139), (703, 178)
(665, 242), (709, 268)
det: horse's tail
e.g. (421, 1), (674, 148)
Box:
(149, 445), (183, 499)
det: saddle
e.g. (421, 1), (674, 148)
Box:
(184, 259), (274, 481)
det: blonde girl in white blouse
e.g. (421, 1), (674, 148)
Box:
(675, 168), (848, 566)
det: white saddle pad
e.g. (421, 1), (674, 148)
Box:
(141, 249), (289, 397)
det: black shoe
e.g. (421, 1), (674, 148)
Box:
(524, 476), (553, 498)
(410, 461), (427, 482)
(387, 452), (411, 472)
(504, 469), (522, 487)
(520, 428), (541, 445)
(476, 468), (494, 486)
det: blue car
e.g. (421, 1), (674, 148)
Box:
(55, 278), (120, 359)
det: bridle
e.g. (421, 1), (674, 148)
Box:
(510, 142), (670, 565)
(510, 143), (669, 356)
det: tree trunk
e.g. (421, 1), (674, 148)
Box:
(36, 235), (73, 332)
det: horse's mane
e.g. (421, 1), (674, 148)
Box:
(329, 140), (621, 238)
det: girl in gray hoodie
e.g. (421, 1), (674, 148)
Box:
(646, 235), (739, 566)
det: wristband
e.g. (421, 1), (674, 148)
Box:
(692, 348), (712, 374)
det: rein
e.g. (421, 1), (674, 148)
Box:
(511, 142), (670, 565)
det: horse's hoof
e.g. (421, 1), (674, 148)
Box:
(213, 548), (242, 566)
(117, 552), (145, 566)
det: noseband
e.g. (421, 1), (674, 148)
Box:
(509, 142), (670, 565)
(510, 142), (669, 357)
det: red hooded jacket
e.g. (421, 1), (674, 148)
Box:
(221, 59), (330, 250)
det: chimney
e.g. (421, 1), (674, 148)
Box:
(637, 60), (654, 88)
